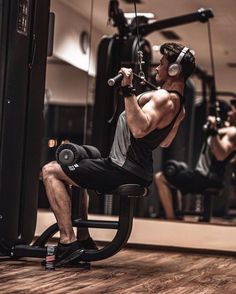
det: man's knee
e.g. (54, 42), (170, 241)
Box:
(42, 161), (59, 181)
(154, 171), (166, 183)
(42, 160), (79, 187)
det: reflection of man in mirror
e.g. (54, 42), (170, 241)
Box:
(155, 101), (236, 220)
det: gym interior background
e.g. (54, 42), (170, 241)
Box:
(1, 0), (236, 254)
(43, 0), (236, 221)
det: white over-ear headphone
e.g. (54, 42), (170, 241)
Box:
(168, 46), (189, 77)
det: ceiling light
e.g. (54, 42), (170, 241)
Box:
(124, 12), (155, 19)
(152, 45), (161, 52)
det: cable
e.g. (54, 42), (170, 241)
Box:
(207, 20), (216, 83)
(133, 0), (141, 50)
(206, 19), (221, 126)
(133, 0), (145, 80)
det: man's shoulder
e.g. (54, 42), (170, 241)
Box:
(153, 89), (170, 97)
(227, 126), (236, 141)
(152, 89), (170, 105)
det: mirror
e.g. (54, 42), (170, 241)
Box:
(37, 0), (236, 253)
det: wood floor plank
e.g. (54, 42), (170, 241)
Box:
(1, 248), (236, 294)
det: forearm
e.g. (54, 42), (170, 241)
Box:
(211, 134), (229, 160)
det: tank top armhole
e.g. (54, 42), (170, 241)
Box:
(168, 90), (185, 106)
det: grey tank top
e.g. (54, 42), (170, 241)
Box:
(196, 137), (235, 177)
(109, 90), (184, 181)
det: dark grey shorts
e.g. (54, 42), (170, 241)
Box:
(61, 157), (149, 192)
(165, 168), (222, 195)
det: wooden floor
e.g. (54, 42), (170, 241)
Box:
(1, 247), (236, 294)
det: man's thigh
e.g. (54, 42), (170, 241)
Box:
(61, 158), (146, 191)
(166, 169), (210, 194)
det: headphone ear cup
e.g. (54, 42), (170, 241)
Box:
(168, 63), (181, 77)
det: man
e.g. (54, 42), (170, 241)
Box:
(42, 42), (195, 265)
(155, 102), (236, 220)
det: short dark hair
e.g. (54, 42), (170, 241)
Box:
(160, 42), (195, 80)
(230, 99), (236, 107)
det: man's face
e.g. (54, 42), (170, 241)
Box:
(155, 55), (169, 84)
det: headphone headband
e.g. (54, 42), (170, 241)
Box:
(175, 46), (189, 64)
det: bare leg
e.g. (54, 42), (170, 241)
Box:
(176, 189), (183, 212)
(42, 161), (80, 244)
(154, 172), (176, 220)
(77, 189), (90, 241)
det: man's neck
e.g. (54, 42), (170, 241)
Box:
(161, 79), (184, 94)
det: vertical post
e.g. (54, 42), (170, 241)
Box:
(201, 190), (214, 222)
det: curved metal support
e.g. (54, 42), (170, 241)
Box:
(79, 195), (135, 262)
